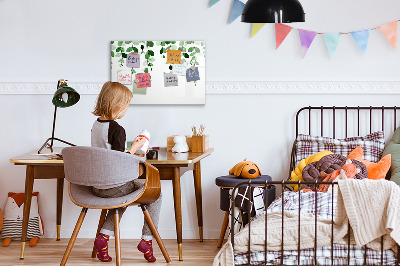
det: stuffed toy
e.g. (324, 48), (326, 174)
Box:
(289, 150), (333, 191)
(1, 192), (44, 247)
(172, 135), (189, 153)
(229, 159), (261, 179)
(348, 146), (391, 180)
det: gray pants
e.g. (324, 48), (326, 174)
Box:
(92, 180), (162, 240)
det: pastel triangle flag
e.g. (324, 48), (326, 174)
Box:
(323, 33), (341, 58)
(209, 0), (220, 7)
(275, 23), (293, 49)
(251, 23), (266, 38)
(351, 29), (370, 55)
(229, 0), (245, 24)
(378, 21), (398, 50)
(298, 29), (317, 58)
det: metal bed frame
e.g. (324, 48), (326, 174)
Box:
(230, 106), (400, 266)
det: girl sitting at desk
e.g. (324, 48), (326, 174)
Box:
(91, 81), (161, 263)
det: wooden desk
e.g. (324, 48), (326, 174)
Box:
(10, 147), (213, 261)
(146, 148), (213, 260)
(9, 148), (64, 260)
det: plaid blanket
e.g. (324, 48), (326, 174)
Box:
(235, 244), (397, 265)
(234, 191), (397, 265)
(266, 190), (336, 220)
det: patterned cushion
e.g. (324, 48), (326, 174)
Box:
(295, 131), (385, 166)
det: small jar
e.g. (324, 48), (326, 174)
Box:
(136, 129), (150, 154)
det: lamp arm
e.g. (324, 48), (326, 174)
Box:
(50, 105), (57, 148)
(50, 79), (61, 148)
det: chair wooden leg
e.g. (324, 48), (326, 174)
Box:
(91, 209), (108, 258)
(217, 211), (230, 248)
(114, 210), (121, 266)
(141, 205), (171, 263)
(60, 208), (88, 266)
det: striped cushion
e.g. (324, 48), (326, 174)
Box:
(1, 217), (41, 240)
(295, 131), (385, 166)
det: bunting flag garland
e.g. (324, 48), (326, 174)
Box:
(209, 4), (400, 57)
(298, 30), (317, 58)
(251, 23), (266, 38)
(229, 0), (245, 24)
(275, 23), (293, 49)
(378, 21), (398, 50)
(209, 0), (220, 7)
(323, 33), (341, 58)
(351, 29), (370, 55)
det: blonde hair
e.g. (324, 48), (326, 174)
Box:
(93, 82), (133, 120)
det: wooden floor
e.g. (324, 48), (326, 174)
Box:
(0, 239), (221, 265)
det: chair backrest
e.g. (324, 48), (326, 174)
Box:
(62, 146), (145, 187)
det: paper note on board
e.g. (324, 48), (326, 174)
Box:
(172, 64), (186, 76)
(136, 73), (151, 88)
(164, 73), (178, 87)
(132, 82), (147, 95)
(186, 67), (200, 82)
(126, 53), (140, 68)
(167, 50), (182, 64)
(117, 71), (132, 85)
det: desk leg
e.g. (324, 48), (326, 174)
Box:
(56, 178), (64, 241)
(172, 167), (183, 261)
(20, 165), (34, 259)
(193, 161), (203, 242)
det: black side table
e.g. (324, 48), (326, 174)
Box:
(215, 175), (275, 248)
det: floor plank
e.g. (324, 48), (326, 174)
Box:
(0, 239), (221, 265)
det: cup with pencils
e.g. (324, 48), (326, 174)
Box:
(191, 124), (209, 152)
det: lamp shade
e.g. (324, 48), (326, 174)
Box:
(241, 0), (305, 23)
(52, 84), (80, 108)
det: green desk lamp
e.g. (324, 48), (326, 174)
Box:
(38, 79), (80, 154)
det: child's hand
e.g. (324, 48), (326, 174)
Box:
(134, 149), (149, 157)
(129, 137), (147, 155)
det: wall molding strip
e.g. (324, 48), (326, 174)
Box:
(0, 81), (399, 95)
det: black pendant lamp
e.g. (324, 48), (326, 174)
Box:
(242, 0), (305, 23)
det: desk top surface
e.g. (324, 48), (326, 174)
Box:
(10, 147), (214, 166)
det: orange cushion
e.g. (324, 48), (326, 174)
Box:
(348, 146), (391, 180)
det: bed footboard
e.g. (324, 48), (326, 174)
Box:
(230, 180), (400, 266)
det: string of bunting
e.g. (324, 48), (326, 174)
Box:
(210, 0), (399, 58)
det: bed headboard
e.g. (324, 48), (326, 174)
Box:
(290, 106), (400, 179)
(295, 106), (400, 138)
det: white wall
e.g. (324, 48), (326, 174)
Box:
(1, 0), (400, 239)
